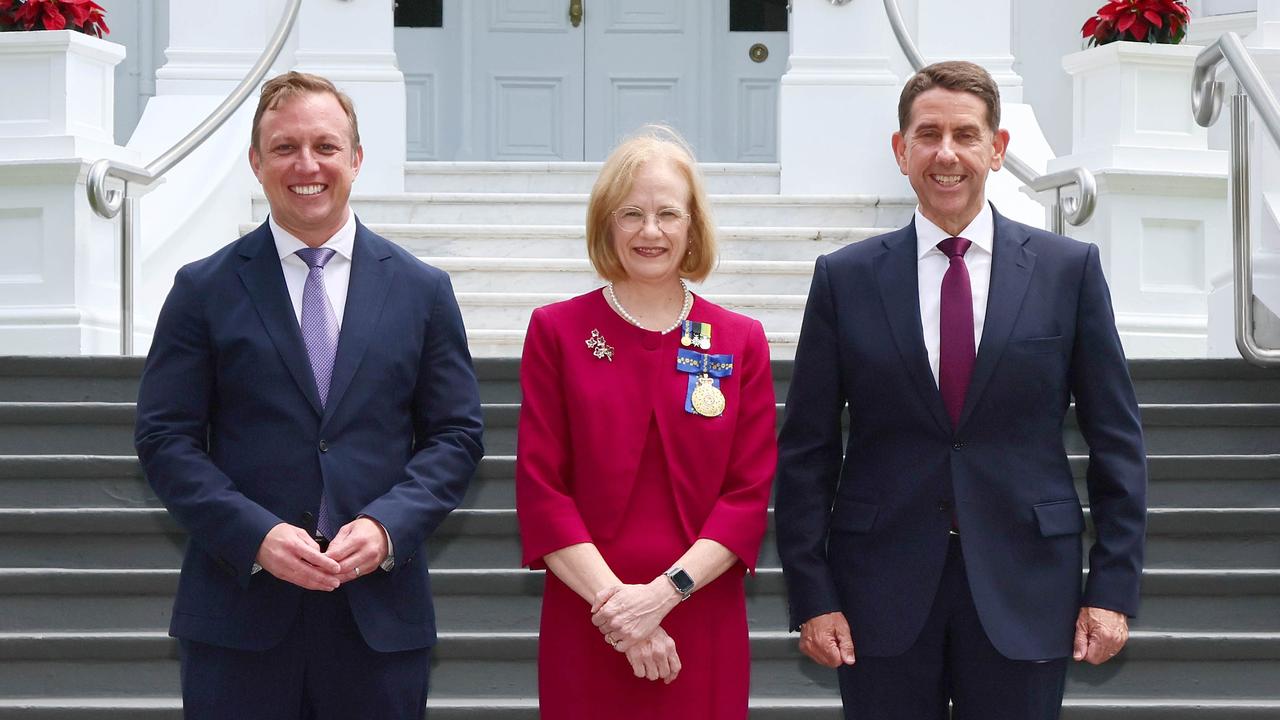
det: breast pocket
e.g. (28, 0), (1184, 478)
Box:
(1009, 335), (1064, 355)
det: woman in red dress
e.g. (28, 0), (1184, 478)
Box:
(516, 127), (777, 718)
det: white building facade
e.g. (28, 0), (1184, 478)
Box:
(0, 0), (1273, 361)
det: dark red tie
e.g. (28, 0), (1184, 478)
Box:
(938, 237), (975, 427)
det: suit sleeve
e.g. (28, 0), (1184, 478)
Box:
(697, 319), (777, 573)
(515, 307), (594, 569)
(135, 267), (283, 586)
(774, 255), (849, 630)
(1069, 243), (1148, 617)
(360, 273), (484, 563)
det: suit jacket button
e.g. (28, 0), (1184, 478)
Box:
(319, 440), (329, 452)
(938, 500), (952, 512)
(301, 511), (315, 525)
(952, 442), (964, 450)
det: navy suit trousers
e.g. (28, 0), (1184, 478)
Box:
(179, 587), (431, 720)
(837, 536), (1068, 720)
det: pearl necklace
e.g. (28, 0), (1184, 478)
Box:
(606, 279), (692, 335)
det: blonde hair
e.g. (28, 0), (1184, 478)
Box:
(252, 71), (360, 152)
(585, 126), (717, 283)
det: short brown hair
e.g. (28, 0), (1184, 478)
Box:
(585, 126), (717, 284)
(898, 61), (1001, 133)
(251, 71), (361, 152)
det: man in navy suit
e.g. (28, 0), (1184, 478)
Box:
(775, 61), (1147, 718)
(135, 71), (484, 719)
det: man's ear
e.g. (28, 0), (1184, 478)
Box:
(891, 131), (908, 176)
(248, 145), (262, 182)
(352, 145), (364, 177)
(990, 128), (1011, 171)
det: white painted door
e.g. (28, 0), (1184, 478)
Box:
(396, 0), (787, 161)
(582, 1), (708, 159)
(467, 0), (587, 160)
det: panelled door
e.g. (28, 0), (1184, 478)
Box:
(395, 0), (788, 161)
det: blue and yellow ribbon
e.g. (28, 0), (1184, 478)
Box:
(675, 348), (734, 414)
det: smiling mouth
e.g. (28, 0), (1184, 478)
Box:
(633, 247), (668, 258)
(932, 174), (963, 186)
(290, 184), (326, 196)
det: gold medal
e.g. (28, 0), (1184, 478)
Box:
(681, 333), (692, 347)
(690, 375), (726, 417)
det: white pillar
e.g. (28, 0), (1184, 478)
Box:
(294, 0), (406, 193)
(778, 0), (908, 196)
(916, 0), (1022, 101)
(0, 31), (137, 353)
(1051, 43), (1228, 358)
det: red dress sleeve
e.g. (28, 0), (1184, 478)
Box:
(696, 319), (778, 572)
(515, 307), (594, 569)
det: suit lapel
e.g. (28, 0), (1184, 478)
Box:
(321, 221), (394, 429)
(237, 224), (325, 417)
(957, 209), (1036, 430)
(874, 224), (952, 435)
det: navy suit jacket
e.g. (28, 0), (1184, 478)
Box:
(775, 206), (1147, 661)
(135, 219), (484, 653)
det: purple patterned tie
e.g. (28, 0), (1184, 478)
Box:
(938, 237), (975, 427)
(296, 247), (338, 538)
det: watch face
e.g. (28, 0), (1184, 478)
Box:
(668, 567), (695, 594)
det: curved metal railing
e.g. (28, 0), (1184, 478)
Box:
(881, 0), (1098, 235)
(86, 0), (303, 354)
(1192, 32), (1280, 367)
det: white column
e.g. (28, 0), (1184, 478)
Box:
(0, 31), (137, 353)
(778, 0), (908, 196)
(294, 0), (406, 193)
(915, 0), (1022, 101)
(1051, 43), (1228, 358)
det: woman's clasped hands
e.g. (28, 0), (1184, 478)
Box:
(591, 579), (684, 684)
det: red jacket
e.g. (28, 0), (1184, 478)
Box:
(517, 289), (777, 571)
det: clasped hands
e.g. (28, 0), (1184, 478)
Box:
(254, 517), (388, 591)
(798, 606), (1129, 668)
(591, 577), (684, 684)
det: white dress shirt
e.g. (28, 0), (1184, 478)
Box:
(270, 210), (355, 329)
(915, 203), (994, 388)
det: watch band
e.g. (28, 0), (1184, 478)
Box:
(664, 565), (696, 601)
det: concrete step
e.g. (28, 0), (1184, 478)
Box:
(403, 161), (783, 194)
(1, 453), (1276, 512)
(6, 567), (1274, 635)
(1, 358), (1275, 407)
(425, 257), (816, 295)
(252, 194), (917, 228)
(0, 631), (1276, 700)
(3, 697), (1278, 720)
(1, 507), (1274, 571)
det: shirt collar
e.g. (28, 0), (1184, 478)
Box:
(915, 202), (994, 260)
(271, 209), (356, 262)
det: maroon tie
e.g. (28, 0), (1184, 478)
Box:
(938, 237), (975, 427)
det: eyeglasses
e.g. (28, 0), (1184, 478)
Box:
(612, 206), (690, 233)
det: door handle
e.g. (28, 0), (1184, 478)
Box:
(570, 0), (583, 27)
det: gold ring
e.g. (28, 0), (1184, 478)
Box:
(354, 566), (361, 578)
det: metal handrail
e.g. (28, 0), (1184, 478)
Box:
(881, 0), (1098, 234)
(86, 0), (303, 354)
(1193, 32), (1280, 367)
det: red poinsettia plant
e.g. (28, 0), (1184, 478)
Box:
(1082, 0), (1190, 47)
(0, 0), (109, 38)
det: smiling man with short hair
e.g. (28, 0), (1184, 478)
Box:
(135, 71), (483, 720)
(775, 60), (1148, 719)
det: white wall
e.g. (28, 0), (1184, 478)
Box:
(100, 0), (169, 145)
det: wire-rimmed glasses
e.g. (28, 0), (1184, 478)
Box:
(612, 206), (690, 233)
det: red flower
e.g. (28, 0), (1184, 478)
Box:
(1081, 0), (1190, 47)
(3, 0), (109, 36)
